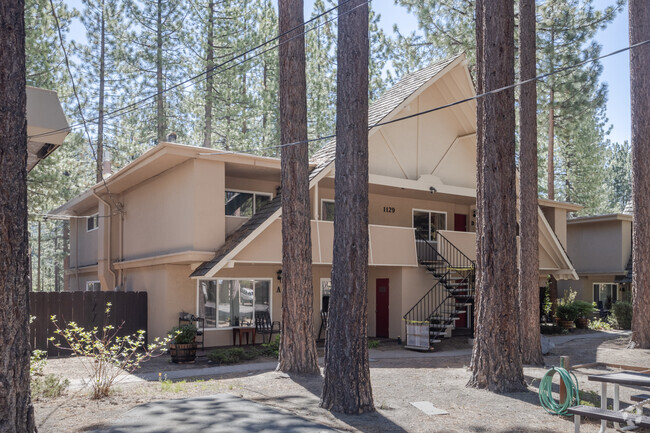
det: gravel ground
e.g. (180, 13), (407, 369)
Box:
(34, 332), (650, 433)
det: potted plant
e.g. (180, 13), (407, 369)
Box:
(555, 303), (579, 329)
(169, 324), (198, 363)
(573, 300), (596, 328)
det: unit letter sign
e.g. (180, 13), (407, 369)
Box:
(383, 206), (396, 213)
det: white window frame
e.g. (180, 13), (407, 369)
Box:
(320, 199), (335, 222)
(86, 280), (101, 292)
(196, 278), (273, 330)
(320, 278), (332, 312)
(411, 209), (448, 242)
(86, 214), (99, 232)
(224, 189), (272, 217)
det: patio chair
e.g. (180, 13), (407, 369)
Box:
(255, 311), (280, 344)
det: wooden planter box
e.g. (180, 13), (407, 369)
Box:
(575, 317), (589, 329)
(170, 343), (197, 363)
(559, 320), (574, 329)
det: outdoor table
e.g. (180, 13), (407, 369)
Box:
(587, 372), (650, 433)
(232, 327), (256, 346)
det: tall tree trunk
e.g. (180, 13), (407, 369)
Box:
(320, 0), (374, 414)
(547, 25), (555, 201)
(97, 0), (105, 182)
(518, 0), (543, 366)
(0, 0), (37, 429)
(37, 220), (41, 291)
(203, 0), (214, 148)
(629, 0), (650, 349)
(277, 0), (319, 374)
(472, 0), (484, 357)
(468, 0), (526, 392)
(156, 0), (165, 143)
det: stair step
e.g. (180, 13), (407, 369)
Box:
(429, 323), (454, 329)
(429, 339), (442, 344)
(430, 316), (460, 321)
(455, 302), (473, 307)
(429, 331), (447, 337)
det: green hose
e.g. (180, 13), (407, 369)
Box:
(539, 367), (580, 416)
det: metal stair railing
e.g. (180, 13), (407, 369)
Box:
(403, 231), (476, 349)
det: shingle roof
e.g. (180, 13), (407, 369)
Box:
(191, 54), (461, 278)
(623, 198), (633, 215)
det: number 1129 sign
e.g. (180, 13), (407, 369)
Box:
(383, 206), (395, 213)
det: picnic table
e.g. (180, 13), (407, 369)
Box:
(570, 371), (650, 433)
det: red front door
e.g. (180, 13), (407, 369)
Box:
(454, 213), (468, 232)
(376, 279), (389, 338)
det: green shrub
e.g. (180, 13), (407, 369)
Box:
(50, 303), (172, 399)
(556, 303), (580, 321)
(260, 335), (280, 358)
(30, 349), (47, 376)
(609, 301), (633, 329)
(32, 374), (69, 399)
(588, 318), (611, 331)
(169, 324), (197, 344)
(368, 339), (381, 349)
(573, 300), (596, 319)
(208, 347), (249, 365)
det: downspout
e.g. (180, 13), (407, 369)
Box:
(93, 191), (118, 290)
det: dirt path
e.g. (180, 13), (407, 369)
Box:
(34, 332), (650, 432)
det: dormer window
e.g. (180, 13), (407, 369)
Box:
(225, 190), (271, 217)
(87, 214), (99, 232)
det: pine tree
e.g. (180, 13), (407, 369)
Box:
(518, 0), (543, 366)
(277, 0), (320, 375)
(126, 0), (187, 143)
(604, 140), (632, 212)
(0, 0), (37, 429)
(321, 0), (374, 414)
(468, 0), (526, 392)
(629, 0), (650, 349)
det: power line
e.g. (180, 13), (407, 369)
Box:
(28, 0), (361, 141)
(48, 0), (123, 213)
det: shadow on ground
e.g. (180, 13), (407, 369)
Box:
(90, 393), (336, 433)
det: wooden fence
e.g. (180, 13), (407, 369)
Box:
(29, 291), (148, 356)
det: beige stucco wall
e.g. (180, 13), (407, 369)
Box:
(70, 209), (99, 268)
(67, 268), (99, 292)
(317, 185), (472, 230)
(567, 220), (629, 274)
(558, 274), (631, 304)
(121, 159), (225, 261)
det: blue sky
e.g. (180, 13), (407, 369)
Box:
(68, 0), (632, 145)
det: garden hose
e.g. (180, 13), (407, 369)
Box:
(539, 367), (580, 416)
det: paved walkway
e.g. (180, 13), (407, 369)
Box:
(132, 330), (630, 382)
(90, 393), (337, 433)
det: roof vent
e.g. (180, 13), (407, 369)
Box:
(167, 132), (177, 143)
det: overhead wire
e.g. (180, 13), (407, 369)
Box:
(28, 0), (360, 141)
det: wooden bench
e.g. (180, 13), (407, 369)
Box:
(568, 405), (650, 432)
(254, 311), (280, 344)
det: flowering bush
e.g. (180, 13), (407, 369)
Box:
(49, 302), (174, 399)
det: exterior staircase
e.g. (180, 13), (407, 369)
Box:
(403, 231), (476, 351)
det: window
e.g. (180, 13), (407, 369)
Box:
(593, 283), (617, 309)
(225, 191), (271, 217)
(86, 281), (101, 292)
(320, 278), (332, 312)
(321, 200), (335, 222)
(198, 279), (271, 329)
(87, 214), (99, 232)
(413, 210), (447, 241)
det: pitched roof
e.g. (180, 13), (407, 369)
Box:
(190, 54), (461, 278)
(623, 198), (633, 215)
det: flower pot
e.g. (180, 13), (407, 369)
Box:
(170, 343), (197, 363)
(559, 320), (574, 329)
(575, 318), (588, 329)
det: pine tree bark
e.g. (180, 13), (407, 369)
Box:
(320, 0), (374, 414)
(156, 0), (165, 143)
(0, 0), (37, 430)
(468, 0), (526, 392)
(629, 0), (650, 349)
(518, 0), (543, 366)
(277, 0), (319, 374)
(96, 0), (105, 182)
(203, 0), (214, 148)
